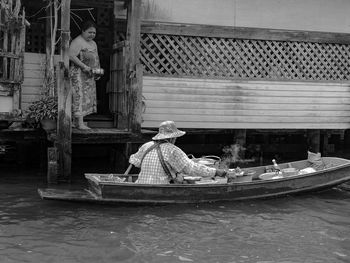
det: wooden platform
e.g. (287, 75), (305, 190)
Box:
(47, 128), (156, 144)
(0, 128), (46, 142)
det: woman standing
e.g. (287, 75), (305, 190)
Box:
(69, 20), (100, 129)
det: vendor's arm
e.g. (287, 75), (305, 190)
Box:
(166, 145), (216, 178)
(129, 141), (154, 168)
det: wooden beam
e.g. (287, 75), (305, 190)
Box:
(71, 0), (115, 8)
(57, 0), (72, 182)
(47, 147), (58, 184)
(115, 20), (350, 44)
(125, 0), (142, 132)
(307, 130), (321, 153)
(70, 128), (150, 144)
(235, 129), (247, 159)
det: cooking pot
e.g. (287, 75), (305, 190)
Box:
(188, 154), (221, 168)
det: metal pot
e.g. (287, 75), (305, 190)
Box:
(188, 155), (221, 168)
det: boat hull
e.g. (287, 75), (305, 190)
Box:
(38, 157), (350, 204)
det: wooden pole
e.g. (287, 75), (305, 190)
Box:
(45, 3), (52, 67)
(47, 147), (58, 184)
(126, 0), (142, 133)
(13, 1), (24, 111)
(235, 129), (247, 159)
(57, 0), (72, 182)
(307, 129), (321, 154)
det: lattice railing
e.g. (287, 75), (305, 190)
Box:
(140, 34), (350, 81)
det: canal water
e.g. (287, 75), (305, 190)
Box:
(0, 169), (349, 263)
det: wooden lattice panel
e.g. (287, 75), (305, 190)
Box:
(97, 7), (110, 27)
(25, 22), (45, 53)
(140, 34), (350, 81)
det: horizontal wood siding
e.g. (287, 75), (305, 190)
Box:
(142, 76), (350, 129)
(21, 52), (46, 110)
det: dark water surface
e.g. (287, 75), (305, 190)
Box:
(0, 170), (349, 263)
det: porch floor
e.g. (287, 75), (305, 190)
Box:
(52, 128), (156, 144)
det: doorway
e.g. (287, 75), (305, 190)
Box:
(70, 5), (113, 124)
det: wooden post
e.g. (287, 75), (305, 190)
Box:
(235, 129), (247, 159)
(125, 0), (142, 133)
(47, 147), (58, 184)
(57, 0), (72, 182)
(307, 129), (320, 153)
(13, 2), (25, 111)
(45, 2), (52, 96)
(112, 41), (128, 129)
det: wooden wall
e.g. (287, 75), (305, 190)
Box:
(142, 76), (350, 129)
(139, 0), (350, 34)
(0, 52), (44, 114)
(0, 96), (13, 112)
(21, 52), (50, 111)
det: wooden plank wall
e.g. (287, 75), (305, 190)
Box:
(142, 76), (350, 129)
(21, 52), (46, 110)
(21, 52), (59, 111)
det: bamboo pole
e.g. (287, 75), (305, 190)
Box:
(57, 0), (72, 182)
(45, 1), (52, 95)
(49, 0), (59, 97)
(12, 0), (23, 110)
(3, 24), (8, 80)
(19, 8), (25, 83)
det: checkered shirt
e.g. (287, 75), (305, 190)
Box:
(129, 141), (216, 184)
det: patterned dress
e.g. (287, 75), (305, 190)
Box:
(69, 35), (99, 117)
(129, 141), (216, 184)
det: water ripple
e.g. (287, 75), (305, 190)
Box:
(0, 172), (349, 262)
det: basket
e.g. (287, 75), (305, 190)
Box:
(281, 167), (299, 177)
(228, 170), (255, 183)
(229, 174), (253, 183)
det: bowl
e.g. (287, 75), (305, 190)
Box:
(298, 167), (316, 175)
(259, 172), (283, 180)
(195, 178), (227, 184)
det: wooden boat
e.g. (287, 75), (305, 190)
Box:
(38, 157), (350, 204)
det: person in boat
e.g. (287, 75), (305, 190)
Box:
(128, 120), (228, 184)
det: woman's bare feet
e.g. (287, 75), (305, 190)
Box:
(75, 116), (90, 130)
(77, 123), (90, 130)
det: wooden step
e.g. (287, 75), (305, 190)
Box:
(86, 120), (114, 128)
(84, 114), (114, 128)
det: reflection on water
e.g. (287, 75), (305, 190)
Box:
(0, 169), (349, 263)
